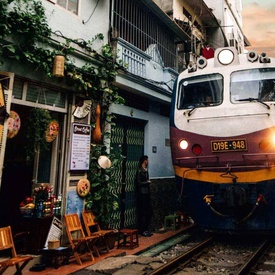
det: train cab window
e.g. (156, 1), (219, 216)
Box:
(231, 68), (275, 103)
(177, 74), (223, 110)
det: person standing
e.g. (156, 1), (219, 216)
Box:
(135, 155), (153, 237)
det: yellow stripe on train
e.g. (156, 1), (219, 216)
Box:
(174, 166), (275, 183)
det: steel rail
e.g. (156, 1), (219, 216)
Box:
(236, 239), (269, 275)
(149, 237), (214, 275)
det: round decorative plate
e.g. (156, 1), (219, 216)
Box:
(7, 111), (21, 139)
(76, 178), (91, 197)
(46, 120), (59, 142)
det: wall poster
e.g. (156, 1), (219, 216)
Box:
(69, 123), (91, 170)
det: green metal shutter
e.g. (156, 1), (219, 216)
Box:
(111, 116), (145, 229)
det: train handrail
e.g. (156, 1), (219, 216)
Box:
(179, 164), (275, 171)
(177, 154), (275, 170)
(243, 152), (275, 159)
(186, 112), (270, 122)
(176, 155), (219, 162)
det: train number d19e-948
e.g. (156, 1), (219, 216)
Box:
(211, 139), (247, 152)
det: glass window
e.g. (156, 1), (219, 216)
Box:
(57, 0), (78, 14)
(177, 74), (223, 109)
(13, 79), (24, 100)
(231, 68), (275, 102)
(26, 84), (66, 108)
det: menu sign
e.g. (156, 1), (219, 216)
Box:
(44, 217), (62, 248)
(70, 123), (91, 170)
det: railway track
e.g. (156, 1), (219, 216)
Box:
(73, 229), (275, 275)
(149, 237), (214, 275)
(250, 240), (275, 274)
(150, 236), (269, 275)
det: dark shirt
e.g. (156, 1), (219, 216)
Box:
(136, 167), (149, 194)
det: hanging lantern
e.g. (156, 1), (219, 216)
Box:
(98, 156), (112, 169)
(93, 103), (102, 143)
(53, 55), (65, 77)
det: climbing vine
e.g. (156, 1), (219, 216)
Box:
(0, 0), (124, 107)
(1, 0), (125, 226)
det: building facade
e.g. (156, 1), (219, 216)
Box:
(0, 0), (245, 239)
(204, 0), (248, 52)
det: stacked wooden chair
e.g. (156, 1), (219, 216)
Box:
(64, 213), (100, 265)
(82, 210), (114, 254)
(0, 226), (33, 274)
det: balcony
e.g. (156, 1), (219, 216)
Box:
(116, 38), (177, 94)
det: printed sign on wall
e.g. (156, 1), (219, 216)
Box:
(69, 123), (91, 170)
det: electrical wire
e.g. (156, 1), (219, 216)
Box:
(82, 0), (100, 25)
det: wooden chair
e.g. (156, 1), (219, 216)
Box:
(0, 226), (33, 274)
(82, 210), (114, 254)
(64, 213), (99, 265)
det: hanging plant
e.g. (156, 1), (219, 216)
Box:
(85, 143), (125, 229)
(25, 108), (52, 161)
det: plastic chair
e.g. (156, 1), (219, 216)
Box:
(0, 226), (33, 274)
(64, 213), (99, 265)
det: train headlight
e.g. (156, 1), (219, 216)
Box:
(192, 144), (202, 155)
(259, 140), (273, 152)
(179, 139), (188, 150)
(218, 49), (234, 65)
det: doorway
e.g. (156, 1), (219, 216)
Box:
(0, 104), (64, 229)
(111, 115), (146, 228)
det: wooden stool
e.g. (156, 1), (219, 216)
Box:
(164, 214), (181, 231)
(117, 229), (139, 250)
(41, 247), (71, 269)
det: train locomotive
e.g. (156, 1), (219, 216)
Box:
(170, 47), (275, 233)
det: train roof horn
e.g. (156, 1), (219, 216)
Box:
(197, 56), (207, 69)
(259, 53), (271, 63)
(247, 50), (258, 62)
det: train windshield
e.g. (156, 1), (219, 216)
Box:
(231, 68), (275, 102)
(177, 74), (223, 110)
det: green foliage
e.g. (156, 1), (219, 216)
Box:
(85, 144), (124, 227)
(25, 108), (52, 161)
(7, 0), (51, 42)
(1, 0), (52, 70)
(1, 0), (125, 106)
(1, 0), (126, 226)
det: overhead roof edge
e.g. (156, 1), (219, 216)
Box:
(141, 0), (228, 46)
(140, 0), (191, 41)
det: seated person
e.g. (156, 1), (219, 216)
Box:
(205, 95), (212, 106)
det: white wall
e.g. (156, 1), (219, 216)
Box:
(43, 0), (109, 46)
(110, 102), (174, 179)
(145, 107), (174, 178)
